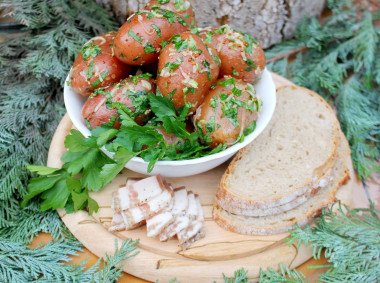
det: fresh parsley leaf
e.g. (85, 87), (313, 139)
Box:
(162, 116), (192, 140)
(21, 173), (66, 208)
(40, 178), (70, 211)
(26, 165), (61, 175)
(88, 197), (99, 215)
(120, 125), (163, 146)
(148, 93), (177, 117)
(99, 146), (136, 186)
(64, 129), (87, 152)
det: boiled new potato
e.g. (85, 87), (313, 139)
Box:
(71, 32), (131, 97)
(194, 77), (260, 148)
(156, 32), (220, 114)
(200, 25), (265, 83)
(82, 74), (155, 129)
(114, 7), (190, 66)
(145, 0), (196, 27)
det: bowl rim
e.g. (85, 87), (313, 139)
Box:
(64, 68), (276, 166)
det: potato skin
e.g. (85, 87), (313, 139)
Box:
(194, 77), (259, 148)
(145, 0), (197, 27)
(82, 75), (155, 129)
(114, 9), (189, 66)
(71, 32), (131, 97)
(199, 25), (265, 83)
(156, 32), (220, 114)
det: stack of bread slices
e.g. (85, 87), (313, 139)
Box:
(213, 86), (353, 235)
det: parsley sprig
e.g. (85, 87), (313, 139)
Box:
(21, 127), (136, 214)
(21, 91), (227, 214)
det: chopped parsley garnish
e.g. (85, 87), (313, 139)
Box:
(244, 58), (257, 71)
(133, 56), (143, 61)
(163, 57), (183, 72)
(144, 42), (156, 54)
(232, 67), (239, 76)
(183, 87), (196, 94)
(232, 86), (242, 96)
(167, 88), (177, 98)
(212, 55), (221, 65)
(90, 68), (108, 88)
(202, 60), (211, 80)
(218, 77), (236, 87)
(151, 24), (161, 37)
(160, 39), (170, 49)
(210, 95), (218, 109)
(177, 16), (187, 26)
(243, 32), (257, 54)
(158, 0), (170, 3)
(85, 61), (95, 79)
(190, 27), (199, 35)
(205, 116), (216, 133)
(205, 31), (213, 44)
(81, 43), (102, 61)
(128, 28), (142, 43)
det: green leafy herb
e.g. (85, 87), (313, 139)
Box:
(81, 43), (102, 60)
(183, 87), (196, 95)
(205, 31), (214, 44)
(213, 55), (221, 65)
(85, 61), (95, 79)
(151, 24), (161, 37)
(128, 28), (142, 43)
(90, 68), (108, 88)
(163, 57), (183, 72)
(205, 116), (215, 133)
(244, 58), (257, 72)
(144, 42), (156, 54)
(21, 127), (132, 213)
(148, 93), (177, 117)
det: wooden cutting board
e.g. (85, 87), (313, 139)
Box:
(47, 73), (364, 282)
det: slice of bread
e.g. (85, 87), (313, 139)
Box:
(216, 86), (340, 212)
(227, 144), (339, 216)
(213, 131), (350, 235)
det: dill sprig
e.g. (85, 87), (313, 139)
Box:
(266, 0), (380, 179)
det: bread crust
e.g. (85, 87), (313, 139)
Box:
(213, 131), (351, 236)
(216, 85), (341, 211)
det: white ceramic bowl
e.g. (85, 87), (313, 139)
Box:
(64, 68), (276, 177)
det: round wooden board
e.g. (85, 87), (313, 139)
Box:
(47, 73), (364, 282)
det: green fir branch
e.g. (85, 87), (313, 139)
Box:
(259, 265), (310, 283)
(286, 203), (380, 282)
(0, 238), (139, 283)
